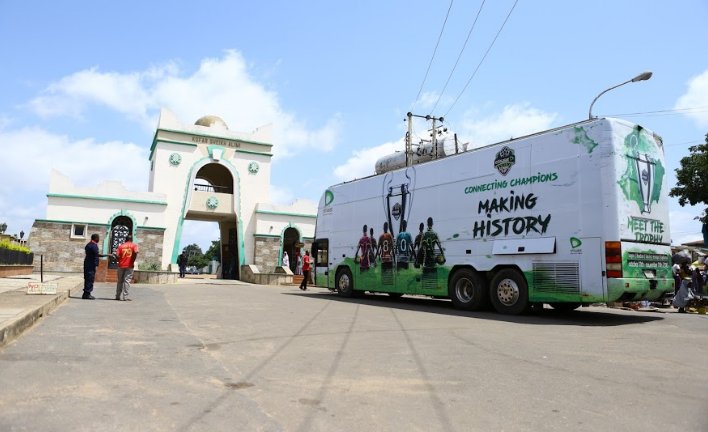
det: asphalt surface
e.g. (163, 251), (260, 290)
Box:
(0, 278), (707, 432)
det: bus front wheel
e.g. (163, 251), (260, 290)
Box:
(336, 268), (354, 297)
(489, 269), (530, 315)
(449, 268), (488, 310)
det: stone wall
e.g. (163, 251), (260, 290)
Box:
(253, 236), (314, 274)
(132, 270), (177, 284)
(28, 221), (166, 273)
(135, 228), (165, 269)
(29, 221), (108, 272)
(253, 236), (281, 273)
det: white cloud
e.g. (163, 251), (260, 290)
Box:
(269, 184), (296, 206)
(0, 126), (148, 235)
(0, 127), (147, 192)
(27, 50), (340, 157)
(333, 140), (403, 181)
(413, 91), (452, 112)
(457, 103), (558, 147)
(675, 70), (708, 128)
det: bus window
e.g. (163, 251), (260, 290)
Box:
(313, 239), (328, 267)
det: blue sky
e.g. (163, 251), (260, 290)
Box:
(1, 0), (707, 251)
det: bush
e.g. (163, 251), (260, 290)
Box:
(0, 239), (31, 254)
(138, 262), (161, 271)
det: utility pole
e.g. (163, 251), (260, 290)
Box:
(405, 112), (444, 166)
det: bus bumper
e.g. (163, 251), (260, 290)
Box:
(607, 278), (674, 302)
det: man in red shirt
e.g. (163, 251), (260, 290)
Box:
(115, 235), (139, 301)
(299, 250), (312, 291)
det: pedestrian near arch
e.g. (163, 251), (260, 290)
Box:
(115, 235), (139, 301)
(83, 233), (109, 300)
(299, 250), (311, 291)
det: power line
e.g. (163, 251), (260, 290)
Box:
(605, 106), (708, 118)
(411, 0), (455, 109)
(429, 0), (487, 115)
(444, 0), (519, 118)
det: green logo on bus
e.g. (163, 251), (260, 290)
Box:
(570, 237), (582, 248)
(617, 127), (665, 214)
(324, 190), (334, 206)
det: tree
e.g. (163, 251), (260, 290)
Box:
(182, 244), (210, 269)
(204, 240), (221, 263)
(669, 133), (708, 224)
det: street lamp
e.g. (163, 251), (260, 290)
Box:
(588, 71), (653, 119)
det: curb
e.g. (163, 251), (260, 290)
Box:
(0, 281), (80, 349)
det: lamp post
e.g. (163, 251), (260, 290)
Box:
(588, 71), (653, 119)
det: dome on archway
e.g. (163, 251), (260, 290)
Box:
(195, 115), (229, 130)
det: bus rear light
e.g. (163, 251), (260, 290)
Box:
(605, 241), (622, 278)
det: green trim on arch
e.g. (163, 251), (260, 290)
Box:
(255, 210), (316, 218)
(150, 128), (274, 160)
(47, 193), (167, 206)
(171, 157), (244, 268)
(235, 149), (273, 157)
(33, 218), (165, 231)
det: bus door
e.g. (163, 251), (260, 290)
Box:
(578, 237), (605, 300)
(312, 239), (330, 288)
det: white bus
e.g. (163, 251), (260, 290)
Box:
(312, 118), (673, 314)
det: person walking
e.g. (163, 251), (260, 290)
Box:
(115, 235), (139, 301)
(83, 233), (108, 300)
(299, 250), (312, 291)
(177, 252), (187, 278)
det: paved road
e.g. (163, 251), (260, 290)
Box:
(0, 281), (706, 432)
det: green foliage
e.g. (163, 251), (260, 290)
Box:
(138, 262), (161, 271)
(204, 240), (221, 262)
(0, 239), (31, 254)
(182, 243), (203, 257)
(670, 134), (708, 223)
(188, 254), (210, 269)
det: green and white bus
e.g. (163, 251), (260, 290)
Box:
(312, 117), (673, 314)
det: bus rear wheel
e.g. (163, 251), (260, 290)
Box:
(336, 268), (354, 297)
(489, 269), (530, 315)
(449, 268), (488, 311)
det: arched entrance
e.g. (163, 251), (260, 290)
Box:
(109, 216), (133, 269)
(185, 162), (239, 279)
(282, 227), (300, 273)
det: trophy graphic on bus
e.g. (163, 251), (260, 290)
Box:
(627, 135), (656, 214)
(633, 153), (655, 214)
(382, 167), (416, 238)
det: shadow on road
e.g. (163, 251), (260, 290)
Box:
(283, 290), (665, 327)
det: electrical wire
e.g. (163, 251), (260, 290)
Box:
(411, 0), (455, 110)
(429, 0), (486, 115)
(605, 106), (708, 118)
(443, 0), (519, 118)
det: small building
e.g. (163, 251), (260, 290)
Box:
(29, 109), (316, 279)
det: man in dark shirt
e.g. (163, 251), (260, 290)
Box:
(83, 233), (107, 300)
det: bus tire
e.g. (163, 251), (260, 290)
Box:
(449, 268), (488, 311)
(336, 268), (354, 298)
(489, 269), (530, 315)
(549, 302), (581, 312)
